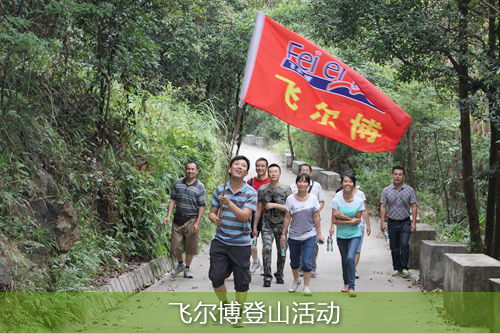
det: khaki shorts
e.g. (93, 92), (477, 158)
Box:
(171, 218), (199, 255)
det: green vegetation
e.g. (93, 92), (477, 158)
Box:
(243, 1), (499, 256)
(0, 0), (498, 296)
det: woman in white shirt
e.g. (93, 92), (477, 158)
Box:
(281, 173), (324, 296)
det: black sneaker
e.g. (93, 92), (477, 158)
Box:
(276, 277), (284, 284)
(263, 278), (271, 287)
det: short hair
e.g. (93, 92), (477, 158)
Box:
(268, 163), (281, 173)
(255, 157), (268, 167)
(185, 160), (198, 169)
(392, 165), (405, 175)
(230, 155), (250, 171)
(299, 163), (312, 173)
(295, 173), (311, 185)
(342, 171), (356, 186)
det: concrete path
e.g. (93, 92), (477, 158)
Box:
(74, 143), (488, 333)
(146, 142), (420, 293)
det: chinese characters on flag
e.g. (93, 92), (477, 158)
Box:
(239, 12), (411, 152)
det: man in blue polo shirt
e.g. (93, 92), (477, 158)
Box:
(208, 155), (257, 306)
(380, 166), (417, 278)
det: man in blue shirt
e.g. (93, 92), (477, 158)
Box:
(208, 155), (257, 307)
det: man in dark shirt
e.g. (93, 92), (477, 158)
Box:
(164, 161), (206, 278)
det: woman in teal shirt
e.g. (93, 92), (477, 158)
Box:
(330, 172), (365, 296)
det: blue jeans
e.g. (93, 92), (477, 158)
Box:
(388, 219), (411, 271)
(288, 236), (316, 272)
(336, 237), (361, 290)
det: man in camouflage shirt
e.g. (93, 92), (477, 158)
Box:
(253, 163), (292, 287)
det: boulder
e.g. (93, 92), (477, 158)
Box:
(319, 171), (341, 191)
(310, 166), (324, 182)
(29, 200), (80, 252)
(408, 223), (436, 269)
(419, 240), (467, 291)
(292, 160), (306, 175)
(17, 241), (47, 268)
(34, 168), (58, 197)
(0, 257), (11, 287)
(55, 202), (81, 252)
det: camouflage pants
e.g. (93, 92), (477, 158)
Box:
(262, 222), (285, 280)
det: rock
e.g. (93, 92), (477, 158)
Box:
(0, 257), (11, 287)
(17, 241), (47, 267)
(29, 200), (81, 252)
(54, 202), (80, 252)
(34, 168), (58, 197)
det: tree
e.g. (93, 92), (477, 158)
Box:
(310, 0), (498, 255)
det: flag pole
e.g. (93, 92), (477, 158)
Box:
(218, 104), (245, 218)
(215, 11), (264, 217)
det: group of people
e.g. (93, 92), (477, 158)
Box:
(164, 155), (417, 302)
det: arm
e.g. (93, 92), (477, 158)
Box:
(253, 202), (263, 237)
(164, 199), (176, 225)
(209, 206), (222, 227)
(318, 201), (325, 212)
(379, 203), (387, 233)
(329, 209), (336, 236)
(331, 210), (361, 226)
(219, 195), (253, 222)
(364, 200), (371, 236)
(280, 210), (291, 247)
(192, 205), (205, 234)
(411, 202), (417, 233)
(265, 202), (286, 211)
(314, 211), (324, 243)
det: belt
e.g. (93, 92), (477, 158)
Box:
(388, 217), (410, 223)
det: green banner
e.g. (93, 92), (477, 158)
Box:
(0, 292), (495, 333)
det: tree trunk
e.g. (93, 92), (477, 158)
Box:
(406, 124), (417, 190)
(318, 135), (325, 168)
(434, 131), (451, 225)
(287, 124), (295, 161)
(484, 0), (500, 258)
(457, 0), (482, 252)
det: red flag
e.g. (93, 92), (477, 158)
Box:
(239, 12), (411, 152)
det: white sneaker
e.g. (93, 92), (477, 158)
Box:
(184, 267), (193, 278)
(288, 280), (301, 293)
(303, 286), (312, 296)
(250, 260), (261, 273)
(170, 262), (185, 277)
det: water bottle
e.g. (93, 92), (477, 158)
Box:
(280, 244), (286, 256)
(252, 237), (257, 246)
(327, 235), (333, 252)
(384, 231), (389, 242)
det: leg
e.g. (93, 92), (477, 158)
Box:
(300, 236), (316, 286)
(261, 224), (273, 280)
(400, 220), (411, 270)
(214, 284), (227, 302)
(272, 224), (286, 280)
(355, 225), (365, 268)
(251, 245), (259, 261)
(346, 237), (361, 290)
(184, 218), (199, 268)
(185, 254), (194, 267)
(230, 245), (251, 294)
(336, 238), (349, 290)
(209, 240), (230, 300)
(311, 244), (318, 273)
(388, 221), (402, 272)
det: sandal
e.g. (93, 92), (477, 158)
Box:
(349, 290), (357, 297)
(341, 288), (349, 292)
